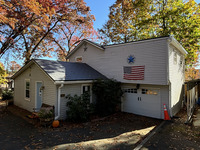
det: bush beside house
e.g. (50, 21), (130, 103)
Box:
(66, 92), (94, 122)
(92, 79), (123, 116)
(66, 79), (123, 122)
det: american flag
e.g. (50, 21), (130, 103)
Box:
(123, 66), (145, 80)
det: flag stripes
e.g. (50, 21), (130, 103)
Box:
(123, 66), (145, 80)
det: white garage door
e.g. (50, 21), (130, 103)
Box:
(123, 88), (161, 119)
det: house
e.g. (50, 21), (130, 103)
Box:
(66, 36), (187, 119)
(12, 60), (106, 120)
(12, 36), (187, 120)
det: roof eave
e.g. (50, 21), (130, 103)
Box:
(12, 59), (55, 83)
(11, 60), (34, 79)
(33, 60), (55, 82)
(54, 80), (94, 85)
(169, 36), (188, 55)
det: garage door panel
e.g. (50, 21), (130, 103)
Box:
(123, 88), (161, 119)
(123, 92), (139, 113)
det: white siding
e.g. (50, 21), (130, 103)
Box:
(69, 38), (169, 85)
(14, 63), (57, 112)
(59, 84), (82, 120)
(168, 44), (185, 116)
(122, 84), (169, 119)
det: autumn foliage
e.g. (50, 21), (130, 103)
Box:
(0, 0), (97, 63)
(185, 67), (200, 81)
(0, 62), (7, 84)
(99, 0), (200, 66)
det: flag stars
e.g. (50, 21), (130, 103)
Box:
(127, 55), (135, 64)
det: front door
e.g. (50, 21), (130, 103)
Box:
(36, 82), (42, 110)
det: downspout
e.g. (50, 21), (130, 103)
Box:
(168, 81), (172, 117)
(55, 84), (64, 120)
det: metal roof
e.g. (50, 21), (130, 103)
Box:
(34, 59), (106, 81)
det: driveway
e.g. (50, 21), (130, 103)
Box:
(0, 105), (161, 150)
(141, 107), (200, 150)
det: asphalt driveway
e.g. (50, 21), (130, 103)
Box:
(0, 105), (162, 150)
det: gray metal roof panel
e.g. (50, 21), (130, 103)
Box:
(34, 59), (106, 81)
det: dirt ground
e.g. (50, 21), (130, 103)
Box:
(141, 106), (200, 150)
(0, 104), (161, 150)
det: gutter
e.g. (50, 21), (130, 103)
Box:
(55, 84), (64, 120)
(168, 36), (188, 55)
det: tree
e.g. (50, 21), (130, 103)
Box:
(92, 79), (123, 116)
(0, 0), (50, 57)
(52, 18), (98, 61)
(0, 0), (95, 63)
(10, 61), (21, 73)
(99, 0), (200, 66)
(99, 0), (153, 44)
(141, 0), (200, 66)
(0, 62), (7, 84)
(185, 67), (200, 81)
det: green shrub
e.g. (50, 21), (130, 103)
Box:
(2, 89), (13, 100)
(66, 92), (93, 122)
(38, 108), (54, 119)
(92, 79), (123, 116)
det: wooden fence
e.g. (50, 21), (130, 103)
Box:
(185, 80), (199, 123)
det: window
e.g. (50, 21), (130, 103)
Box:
(174, 51), (177, 65)
(82, 85), (90, 94)
(124, 88), (137, 93)
(82, 84), (92, 103)
(75, 56), (82, 62)
(180, 58), (183, 66)
(25, 79), (30, 100)
(142, 89), (158, 95)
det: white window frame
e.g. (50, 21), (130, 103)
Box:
(25, 79), (30, 101)
(81, 84), (92, 103)
(75, 56), (83, 62)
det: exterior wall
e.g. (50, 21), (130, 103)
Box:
(121, 84), (169, 119)
(168, 44), (185, 116)
(14, 63), (57, 112)
(69, 38), (169, 85)
(59, 84), (82, 120)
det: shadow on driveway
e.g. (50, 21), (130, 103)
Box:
(0, 105), (162, 150)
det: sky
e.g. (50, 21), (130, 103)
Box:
(2, 0), (200, 67)
(85, 0), (200, 30)
(84, 0), (116, 30)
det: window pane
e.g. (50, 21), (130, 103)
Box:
(26, 90), (30, 98)
(142, 89), (147, 94)
(76, 57), (82, 62)
(26, 81), (30, 89)
(83, 85), (90, 93)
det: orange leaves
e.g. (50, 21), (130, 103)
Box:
(185, 67), (200, 81)
(0, 0), (96, 63)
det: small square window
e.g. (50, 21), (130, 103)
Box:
(124, 88), (137, 93)
(75, 56), (82, 62)
(142, 89), (148, 94)
(142, 89), (158, 95)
